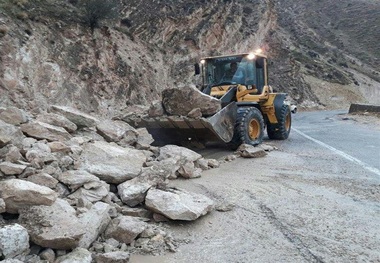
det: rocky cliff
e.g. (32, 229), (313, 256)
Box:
(0, 0), (379, 117)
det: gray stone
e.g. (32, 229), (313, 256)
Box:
(158, 144), (202, 163)
(0, 107), (28, 125)
(78, 141), (146, 184)
(36, 112), (77, 133)
(118, 179), (152, 207)
(95, 251), (130, 263)
(21, 121), (72, 142)
(0, 161), (27, 175)
(145, 188), (214, 221)
(135, 128), (154, 149)
(78, 202), (111, 249)
(187, 108), (202, 118)
(162, 86), (221, 116)
(96, 120), (137, 145)
(120, 206), (153, 219)
(25, 173), (59, 189)
(148, 100), (164, 117)
(105, 216), (148, 244)
(55, 248), (92, 263)
(19, 199), (85, 250)
(207, 158), (220, 168)
(5, 146), (24, 163)
(0, 179), (57, 214)
(39, 248), (55, 263)
(236, 144), (268, 158)
(68, 183), (109, 203)
(51, 105), (99, 128)
(47, 141), (71, 153)
(0, 198), (5, 213)
(0, 120), (25, 148)
(177, 161), (202, 179)
(118, 165), (168, 207)
(0, 224), (29, 259)
(58, 170), (102, 191)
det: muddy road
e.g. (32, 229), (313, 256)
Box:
(131, 110), (380, 263)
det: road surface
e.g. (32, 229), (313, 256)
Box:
(131, 110), (380, 263)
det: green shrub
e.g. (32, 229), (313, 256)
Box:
(79, 0), (120, 30)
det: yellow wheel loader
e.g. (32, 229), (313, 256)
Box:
(124, 52), (292, 148)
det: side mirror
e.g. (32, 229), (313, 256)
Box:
(194, 63), (200, 75)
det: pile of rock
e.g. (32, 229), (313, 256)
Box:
(0, 105), (221, 262)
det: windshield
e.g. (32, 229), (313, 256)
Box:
(203, 55), (256, 87)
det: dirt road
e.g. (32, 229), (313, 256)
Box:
(131, 110), (380, 263)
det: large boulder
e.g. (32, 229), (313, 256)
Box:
(36, 112), (77, 133)
(0, 162), (27, 176)
(25, 173), (59, 189)
(162, 86), (221, 116)
(0, 120), (25, 148)
(50, 105), (99, 128)
(0, 224), (29, 259)
(145, 188), (214, 221)
(158, 144), (202, 162)
(0, 107), (28, 126)
(78, 202), (111, 249)
(19, 199), (85, 250)
(96, 120), (138, 146)
(105, 216), (148, 244)
(0, 179), (57, 214)
(20, 121), (72, 142)
(78, 141), (146, 184)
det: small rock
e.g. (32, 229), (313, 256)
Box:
(21, 121), (72, 142)
(0, 107), (28, 125)
(105, 216), (148, 244)
(187, 108), (202, 118)
(236, 144), (267, 158)
(39, 248), (55, 263)
(55, 248), (92, 263)
(36, 112), (77, 133)
(95, 251), (130, 263)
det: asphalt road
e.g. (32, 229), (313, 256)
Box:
(131, 110), (380, 263)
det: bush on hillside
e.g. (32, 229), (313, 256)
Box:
(79, 0), (120, 30)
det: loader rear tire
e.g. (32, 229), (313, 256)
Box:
(267, 104), (291, 140)
(228, 107), (264, 149)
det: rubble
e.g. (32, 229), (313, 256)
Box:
(0, 104), (274, 260)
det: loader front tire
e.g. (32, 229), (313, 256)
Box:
(228, 107), (264, 149)
(267, 104), (291, 140)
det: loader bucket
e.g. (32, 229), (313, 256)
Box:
(123, 102), (237, 146)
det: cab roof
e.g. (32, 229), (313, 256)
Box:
(201, 53), (267, 60)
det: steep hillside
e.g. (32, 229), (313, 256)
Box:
(0, 0), (379, 117)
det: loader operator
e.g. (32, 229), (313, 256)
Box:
(223, 62), (244, 82)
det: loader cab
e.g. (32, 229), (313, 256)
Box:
(196, 53), (268, 96)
